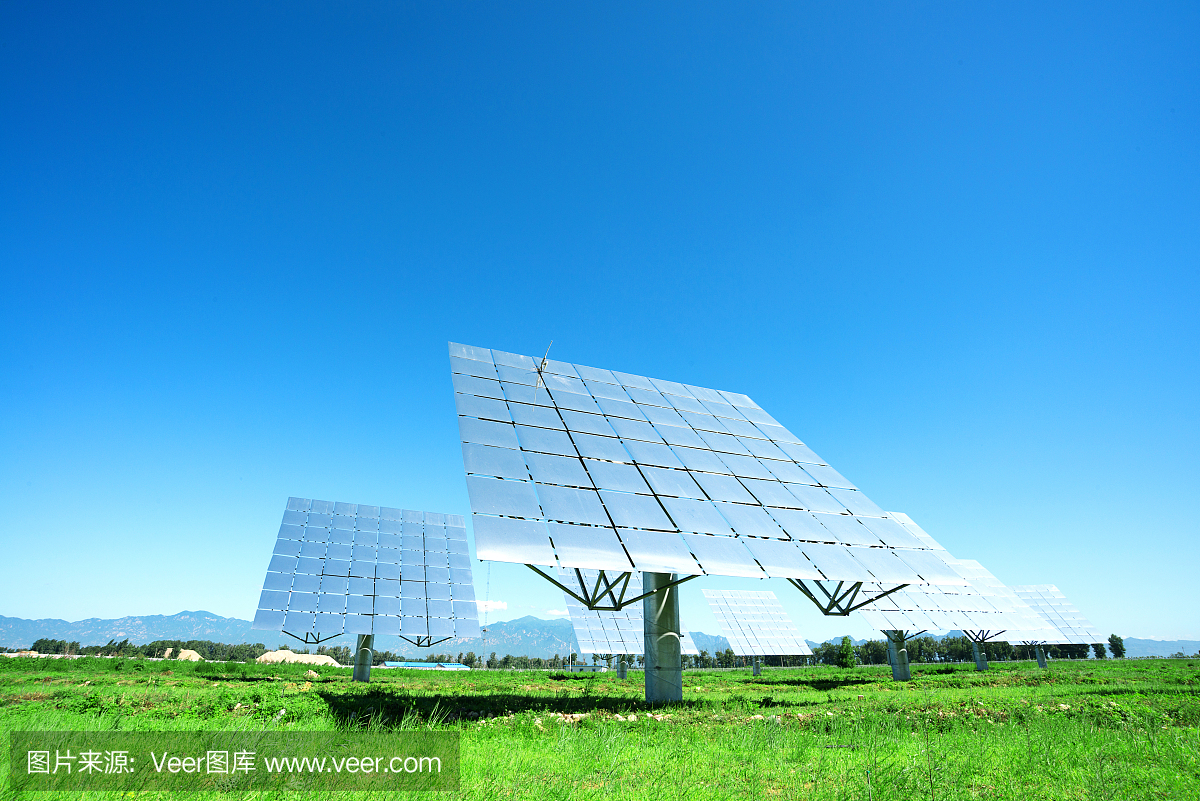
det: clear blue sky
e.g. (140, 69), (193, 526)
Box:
(2, 2), (1197, 644)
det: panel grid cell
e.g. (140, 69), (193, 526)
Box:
(251, 497), (480, 644)
(451, 343), (965, 587)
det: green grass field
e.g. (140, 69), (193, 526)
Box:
(2, 655), (1198, 799)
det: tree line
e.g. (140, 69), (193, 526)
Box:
(16, 632), (1137, 666)
(28, 638), (270, 661)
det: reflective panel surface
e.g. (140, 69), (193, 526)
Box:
(702, 589), (814, 657)
(250, 497), (479, 642)
(451, 343), (960, 584)
(852, 548), (1060, 641)
(1011, 585), (1104, 644)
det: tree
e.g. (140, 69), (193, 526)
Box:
(857, 640), (888, 665)
(836, 636), (855, 668)
(1092, 643), (1107, 659)
(1107, 634), (1125, 659)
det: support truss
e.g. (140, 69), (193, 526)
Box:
(882, 628), (927, 645)
(787, 579), (910, 616)
(282, 629), (342, 645)
(526, 565), (698, 611)
(963, 629), (1008, 644)
(399, 635), (454, 648)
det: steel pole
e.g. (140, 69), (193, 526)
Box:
(643, 572), (683, 703)
(352, 634), (374, 683)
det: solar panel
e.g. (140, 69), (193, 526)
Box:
(560, 569), (699, 655)
(855, 552), (1056, 640)
(251, 497), (480, 647)
(888, 512), (950, 551)
(450, 343), (964, 597)
(702, 589), (814, 657)
(1011, 585), (1103, 644)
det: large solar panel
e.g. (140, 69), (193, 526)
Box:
(702, 590), (814, 657)
(449, 343), (964, 588)
(251, 498), (480, 646)
(855, 550), (1056, 638)
(1011, 585), (1102, 645)
(561, 570), (699, 655)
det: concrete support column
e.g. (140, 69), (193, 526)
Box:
(352, 634), (374, 683)
(972, 641), (989, 671)
(884, 630), (911, 681)
(752, 659), (762, 677)
(643, 572), (683, 703)
(1034, 645), (1048, 669)
(895, 646), (911, 681)
(618, 660), (628, 679)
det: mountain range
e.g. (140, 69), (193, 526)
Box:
(0, 611), (691, 658)
(2, 612), (1195, 659)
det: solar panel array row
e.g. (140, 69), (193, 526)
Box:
(251, 498), (480, 640)
(855, 550), (1056, 638)
(702, 590), (814, 657)
(451, 343), (964, 586)
(1012, 585), (1103, 644)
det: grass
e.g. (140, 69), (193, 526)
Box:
(1, 655), (1198, 799)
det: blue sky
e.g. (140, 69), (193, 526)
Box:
(2, 2), (1197, 644)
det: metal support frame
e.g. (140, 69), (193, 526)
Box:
(788, 579), (910, 616)
(883, 629), (922, 681)
(352, 634), (374, 683)
(282, 627), (451, 654)
(644, 572), (683, 703)
(398, 635), (454, 648)
(282, 630), (341, 646)
(527, 564), (697, 611)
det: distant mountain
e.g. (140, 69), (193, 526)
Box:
(1123, 639), (1200, 658)
(807, 635), (872, 648)
(458, 615), (578, 659)
(0, 611), (254, 648)
(686, 631), (730, 654)
(1, 611), (741, 660)
(0, 611), (578, 657)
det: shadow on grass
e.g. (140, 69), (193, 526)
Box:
(316, 687), (710, 726)
(752, 677), (878, 692)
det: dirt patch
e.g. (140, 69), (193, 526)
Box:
(2, 692), (53, 706)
